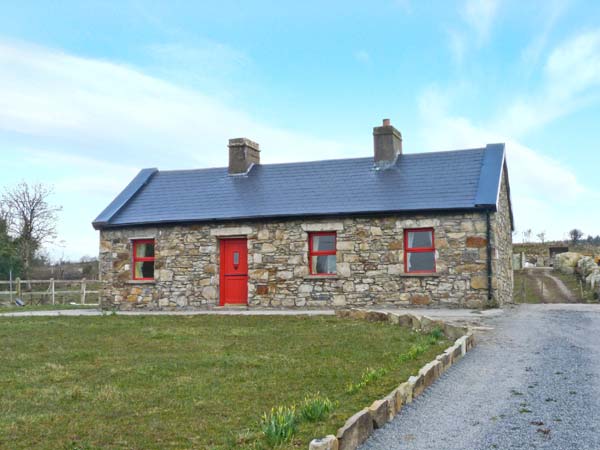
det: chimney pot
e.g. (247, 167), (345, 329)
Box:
(373, 119), (402, 168)
(228, 137), (260, 174)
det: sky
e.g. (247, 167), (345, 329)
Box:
(0, 0), (599, 260)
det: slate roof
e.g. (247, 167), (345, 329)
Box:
(93, 143), (510, 229)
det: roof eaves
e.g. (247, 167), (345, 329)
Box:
(92, 168), (158, 230)
(98, 205), (486, 229)
(474, 143), (505, 209)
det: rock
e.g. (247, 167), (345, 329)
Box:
(365, 311), (388, 322)
(201, 286), (217, 300)
(554, 252), (584, 274)
(332, 295), (347, 306)
(466, 236), (487, 248)
(310, 435), (339, 450)
(577, 257), (598, 277)
(420, 316), (444, 332)
(419, 360), (441, 389)
(336, 408), (373, 450)
(410, 294), (431, 305)
(396, 314), (415, 328)
(443, 323), (467, 340)
(397, 381), (413, 405)
(387, 313), (400, 325)
(470, 275), (488, 289)
(586, 269), (600, 289)
(408, 373), (425, 398)
(368, 398), (389, 428)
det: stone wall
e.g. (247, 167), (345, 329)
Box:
(99, 209), (513, 310)
(491, 170), (514, 306)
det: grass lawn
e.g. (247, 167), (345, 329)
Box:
(0, 315), (449, 449)
(0, 304), (99, 313)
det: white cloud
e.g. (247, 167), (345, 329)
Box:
(446, 0), (499, 65)
(496, 29), (600, 136)
(0, 39), (350, 169)
(354, 50), (371, 64)
(0, 39), (357, 260)
(520, 0), (567, 68)
(461, 0), (499, 43)
(416, 79), (596, 241)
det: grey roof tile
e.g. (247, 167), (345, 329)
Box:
(93, 144), (507, 229)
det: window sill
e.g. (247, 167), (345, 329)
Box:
(398, 273), (440, 278)
(303, 275), (339, 280)
(126, 280), (156, 285)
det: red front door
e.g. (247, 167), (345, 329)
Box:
(219, 238), (248, 305)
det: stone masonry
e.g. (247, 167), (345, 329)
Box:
(99, 179), (513, 310)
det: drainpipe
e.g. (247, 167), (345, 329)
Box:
(486, 210), (493, 304)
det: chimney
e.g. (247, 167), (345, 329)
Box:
(228, 138), (260, 175)
(373, 118), (402, 168)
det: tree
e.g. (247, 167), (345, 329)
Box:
(2, 182), (61, 278)
(569, 228), (584, 245)
(522, 229), (532, 243)
(536, 231), (546, 244)
(0, 201), (21, 279)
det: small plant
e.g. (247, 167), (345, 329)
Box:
(346, 367), (388, 394)
(398, 343), (428, 363)
(260, 405), (298, 447)
(299, 392), (335, 422)
(429, 326), (444, 341)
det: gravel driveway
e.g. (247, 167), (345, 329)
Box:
(361, 304), (600, 450)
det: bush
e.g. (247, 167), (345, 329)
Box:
(299, 393), (335, 422)
(260, 405), (298, 446)
(346, 367), (388, 394)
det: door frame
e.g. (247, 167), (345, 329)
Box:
(218, 237), (248, 306)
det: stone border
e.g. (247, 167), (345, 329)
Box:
(309, 309), (475, 450)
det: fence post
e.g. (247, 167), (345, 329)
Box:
(580, 280), (584, 300)
(81, 278), (87, 305)
(50, 278), (55, 305)
(16, 277), (21, 299)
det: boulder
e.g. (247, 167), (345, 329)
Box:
(368, 398), (390, 429)
(554, 252), (583, 274)
(586, 269), (600, 289)
(577, 256), (598, 277)
(336, 408), (373, 450)
(310, 435), (339, 450)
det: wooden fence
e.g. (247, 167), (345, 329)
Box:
(0, 278), (101, 305)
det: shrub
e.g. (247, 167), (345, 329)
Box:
(429, 327), (444, 345)
(260, 405), (298, 446)
(346, 367), (388, 394)
(397, 343), (428, 363)
(299, 393), (335, 422)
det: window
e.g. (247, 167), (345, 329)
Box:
(404, 228), (435, 273)
(132, 239), (155, 280)
(309, 232), (336, 275)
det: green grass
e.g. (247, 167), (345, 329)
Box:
(0, 315), (449, 449)
(513, 271), (542, 303)
(0, 304), (99, 313)
(552, 272), (597, 303)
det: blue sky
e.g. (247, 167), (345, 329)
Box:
(0, 0), (599, 260)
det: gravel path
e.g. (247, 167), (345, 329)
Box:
(360, 304), (600, 450)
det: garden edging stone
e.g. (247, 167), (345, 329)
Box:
(308, 308), (476, 450)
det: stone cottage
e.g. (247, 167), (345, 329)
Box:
(93, 119), (514, 310)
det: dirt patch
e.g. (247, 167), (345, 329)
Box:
(518, 268), (577, 303)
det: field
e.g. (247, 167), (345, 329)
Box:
(0, 315), (448, 449)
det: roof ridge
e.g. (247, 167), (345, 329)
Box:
(155, 147), (487, 174)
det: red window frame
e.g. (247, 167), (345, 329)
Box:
(308, 232), (337, 275)
(132, 239), (155, 281)
(404, 228), (436, 273)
